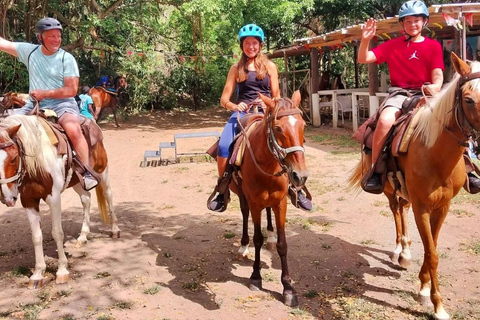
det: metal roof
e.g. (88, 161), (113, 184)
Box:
(268, 3), (480, 58)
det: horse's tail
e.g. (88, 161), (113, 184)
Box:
(95, 181), (111, 224)
(346, 151), (370, 195)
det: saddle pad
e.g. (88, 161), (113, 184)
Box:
(38, 117), (59, 147)
(235, 121), (259, 166)
(398, 109), (421, 154)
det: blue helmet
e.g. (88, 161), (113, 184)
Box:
(238, 24), (264, 43)
(399, 1), (429, 20)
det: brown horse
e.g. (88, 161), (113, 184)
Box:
(348, 52), (480, 320)
(0, 92), (29, 115)
(90, 75), (128, 127)
(230, 91), (308, 306)
(0, 114), (119, 288)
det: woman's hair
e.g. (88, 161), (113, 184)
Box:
(236, 46), (269, 82)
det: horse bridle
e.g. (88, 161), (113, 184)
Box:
(453, 71), (480, 144)
(240, 100), (305, 177)
(0, 137), (24, 185)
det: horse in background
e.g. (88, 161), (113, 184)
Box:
(90, 75), (128, 127)
(0, 114), (120, 288)
(348, 52), (480, 320)
(0, 92), (29, 116)
(230, 91), (308, 306)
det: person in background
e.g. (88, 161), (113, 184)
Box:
(78, 86), (96, 120)
(207, 23), (312, 212)
(0, 17), (98, 190)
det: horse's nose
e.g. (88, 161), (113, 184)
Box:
(291, 170), (308, 188)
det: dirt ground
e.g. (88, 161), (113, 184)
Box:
(0, 108), (479, 320)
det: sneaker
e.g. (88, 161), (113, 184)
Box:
(297, 191), (312, 211)
(83, 172), (98, 191)
(208, 194), (225, 212)
(468, 172), (480, 194)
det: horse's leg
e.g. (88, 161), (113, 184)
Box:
(111, 99), (119, 127)
(72, 184), (91, 247)
(265, 207), (276, 251)
(385, 192), (403, 263)
(249, 206), (264, 291)
(44, 192), (69, 284)
(237, 191), (250, 260)
(98, 166), (120, 238)
(398, 198), (412, 269)
(414, 204), (450, 320)
(25, 202), (47, 289)
(273, 202), (298, 307)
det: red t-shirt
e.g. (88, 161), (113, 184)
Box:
(372, 36), (444, 89)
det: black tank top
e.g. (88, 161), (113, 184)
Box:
(237, 70), (271, 103)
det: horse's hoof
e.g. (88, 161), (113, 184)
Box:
(434, 309), (450, 320)
(398, 255), (411, 269)
(236, 254), (249, 261)
(419, 294), (433, 306)
(249, 279), (262, 291)
(75, 239), (87, 248)
(390, 252), (399, 264)
(111, 231), (121, 239)
(266, 241), (276, 251)
(28, 279), (44, 289)
(56, 274), (69, 284)
(283, 292), (299, 307)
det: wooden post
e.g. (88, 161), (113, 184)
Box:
(353, 46), (359, 88)
(310, 48), (320, 126)
(282, 51), (288, 97)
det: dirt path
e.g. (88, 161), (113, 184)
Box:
(0, 109), (479, 320)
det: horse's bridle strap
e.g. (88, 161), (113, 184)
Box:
(458, 72), (480, 87)
(0, 141), (14, 149)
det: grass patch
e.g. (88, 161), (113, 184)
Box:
(94, 271), (111, 279)
(303, 290), (319, 298)
(450, 208), (475, 218)
(307, 132), (358, 149)
(144, 285), (161, 295)
(114, 301), (133, 309)
(360, 239), (377, 245)
(223, 231), (235, 239)
(12, 266), (31, 277)
(182, 280), (201, 291)
(334, 296), (387, 319)
(460, 240), (480, 255)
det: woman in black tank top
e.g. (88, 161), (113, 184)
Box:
(208, 24), (312, 212)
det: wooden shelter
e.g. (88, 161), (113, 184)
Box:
(268, 3), (480, 130)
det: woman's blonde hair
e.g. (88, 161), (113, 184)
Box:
(236, 49), (269, 82)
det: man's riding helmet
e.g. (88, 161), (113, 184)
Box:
(238, 24), (264, 45)
(399, 1), (429, 22)
(35, 17), (63, 35)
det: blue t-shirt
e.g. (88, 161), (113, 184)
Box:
(79, 94), (94, 119)
(14, 43), (79, 109)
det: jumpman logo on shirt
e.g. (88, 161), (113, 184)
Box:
(409, 50), (419, 60)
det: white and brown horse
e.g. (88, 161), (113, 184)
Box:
(0, 114), (119, 288)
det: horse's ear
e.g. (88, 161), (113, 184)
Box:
(291, 90), (301, 108)
(451, 52), (471, 76)
(6, 124), (21, 138)
(258, 92), (275, 109)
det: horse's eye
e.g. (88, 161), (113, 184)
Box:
(274, 126), (282, 133)
(465, 97), (474, 104)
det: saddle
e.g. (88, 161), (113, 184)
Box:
(95, 86), (118, 96)
(352, 89), (425, 196)
(31, 109), (103, 189)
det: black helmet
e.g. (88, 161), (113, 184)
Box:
(35, 18), (62, 34)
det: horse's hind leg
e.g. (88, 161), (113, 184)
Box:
(73, 184), (92, 247)
(98, 167), (120, 238)
(386, 192), (412, 268)
(265, 207), (276, 251)
(249, 207), (264, 291)
(237, 192), (250, 260)
(112, 105), (119, 127)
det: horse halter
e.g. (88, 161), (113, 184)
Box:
(0, 138), (24, 185)
(454, 71), (480, 142)
(265, 105), (305, 176)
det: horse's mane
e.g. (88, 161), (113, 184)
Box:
(414, 61), (480, 147)
(0, 115), (56, 178)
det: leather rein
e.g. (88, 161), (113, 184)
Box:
(0, 136), (25, 185)
(238, 101), (305, 177)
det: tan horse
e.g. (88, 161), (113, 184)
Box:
(348, 52), (480, 320)
(230, 91), (308, 306)
(0, 114), (119, 288)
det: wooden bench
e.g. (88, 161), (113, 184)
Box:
(141, 131), (220, 167)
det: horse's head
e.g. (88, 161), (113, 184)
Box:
(115, 75), (128, 91)
(0, 124), (22, 207)
(452, 52), (480, 133)
(259, 91), (309, 188)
